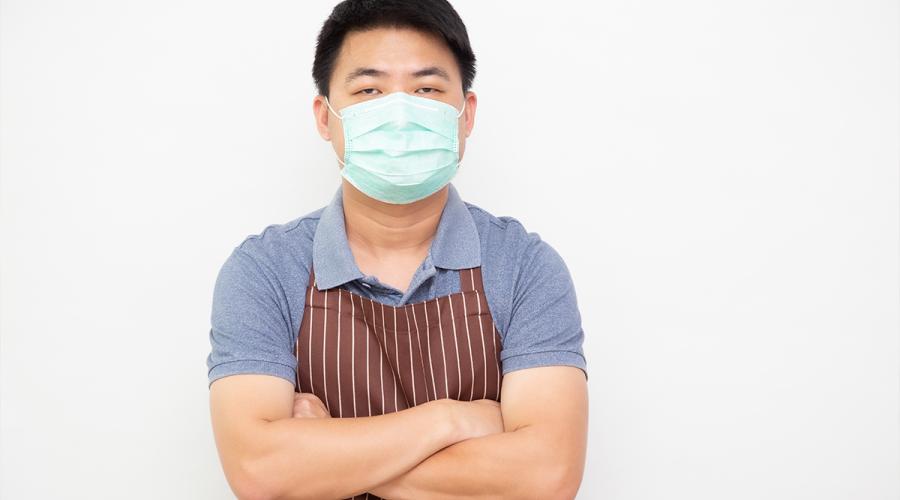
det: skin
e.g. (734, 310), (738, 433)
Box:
(209, 26), (588, 500)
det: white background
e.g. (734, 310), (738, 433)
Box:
(1, 1), (898, 498)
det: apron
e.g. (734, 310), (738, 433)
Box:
(295, 265), (504, 500)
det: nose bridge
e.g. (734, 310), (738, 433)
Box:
(383, 67), (425, 94)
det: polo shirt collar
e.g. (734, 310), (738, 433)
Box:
(312, 182), (481, 290)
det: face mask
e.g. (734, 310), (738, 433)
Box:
(325, 91), (466, 204)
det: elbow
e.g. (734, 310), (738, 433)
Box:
(233, 484), (273, 500)
(232, 457), (325, 500)
(229, 457), (290, 500)
(556, 468), (584, 500)
(534, 462), (583, 500)
(229, 459), (276, 500)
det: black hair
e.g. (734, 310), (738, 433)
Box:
(312, 0), (476, 98)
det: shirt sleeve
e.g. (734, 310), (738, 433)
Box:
(499, 232), (588, 381)
(206, 246), (298, 389)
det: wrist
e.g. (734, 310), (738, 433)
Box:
(428, 398), (467, 446)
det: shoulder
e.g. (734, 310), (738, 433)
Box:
(230, 206), (324, 272)
(461, 199), (585, 379)
(464, 200), (566, 273)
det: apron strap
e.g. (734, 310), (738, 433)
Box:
(309, 264), (318, 291)
(459, 267), (486, 294)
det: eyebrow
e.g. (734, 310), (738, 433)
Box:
(411, 66), (450, 81)
(344, 66), (451, 84)
(345, 67), (387, 84)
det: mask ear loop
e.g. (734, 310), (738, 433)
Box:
(324, 96), (343, 120)
(456, 96), (467, 118)
(323, 96), (348, 167)
(456, 96), (467, 168)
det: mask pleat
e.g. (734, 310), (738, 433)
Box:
(336, 92), (463, 204)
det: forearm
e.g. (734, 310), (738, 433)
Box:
(244, 399), (460, 500)
(370, 425), (571, 500)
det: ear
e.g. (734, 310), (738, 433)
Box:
(313, 95), (333, 141)
(462, 91), (477, 138)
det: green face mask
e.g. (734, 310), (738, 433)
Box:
(325, 91), (466, 204)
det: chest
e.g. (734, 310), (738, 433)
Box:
(294, 266), (503, 418)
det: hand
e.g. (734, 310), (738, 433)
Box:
(292, 392), (331, 419)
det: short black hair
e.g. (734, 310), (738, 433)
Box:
(312, 0), (476, 98)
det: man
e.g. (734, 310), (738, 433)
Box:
(206, 1), (589, 498)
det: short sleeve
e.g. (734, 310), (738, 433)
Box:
(499, 234), (588, 380)
(206, 247), (298, 388)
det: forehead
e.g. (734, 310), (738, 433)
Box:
(334, 27), (460, 78)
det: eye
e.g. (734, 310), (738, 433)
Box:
(415, 88), (441, 94)
(356, 88), (381, 96)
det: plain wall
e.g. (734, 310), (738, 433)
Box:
(1, 1), (898, 498)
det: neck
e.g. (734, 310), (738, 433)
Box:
(342, 180), (448, 258)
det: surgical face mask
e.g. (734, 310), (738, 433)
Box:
(325, 91), (466, 205)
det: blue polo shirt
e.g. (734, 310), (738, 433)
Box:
(206, 183), (588, 389)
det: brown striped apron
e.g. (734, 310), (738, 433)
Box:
(295, 265), (503, 500)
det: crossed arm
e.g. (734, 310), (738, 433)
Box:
(366, 365), (589, 499)
(209, 365), (588, 499)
